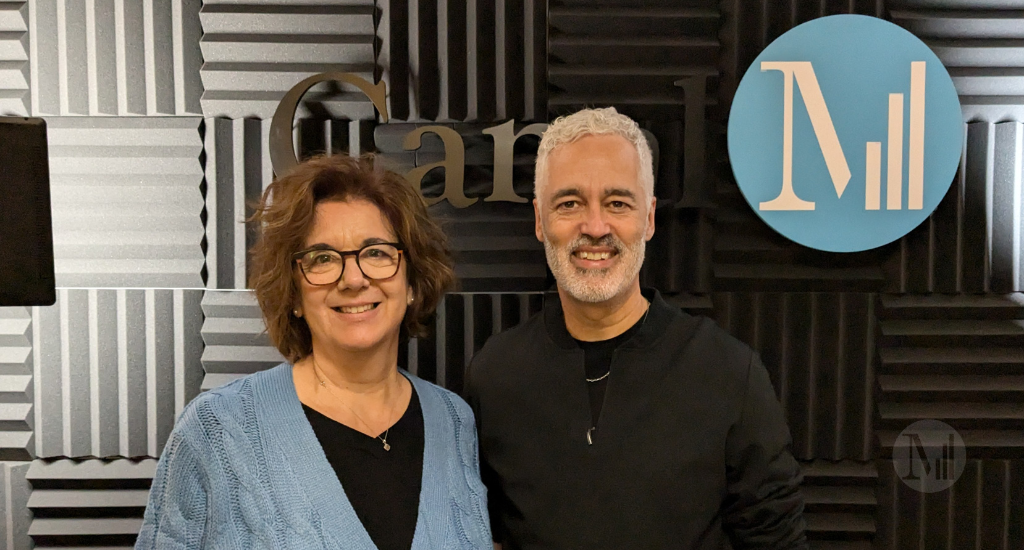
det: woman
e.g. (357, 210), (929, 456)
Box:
(136, 154), (491, 549)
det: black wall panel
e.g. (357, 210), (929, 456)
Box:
(877, 294), (1024, 458)
(711, 293), (877, 461)
(891, 1), (1024, 123)
(379, 0), (547, 122)
(877, 294), (1024, 549)
(802, 460), (877, 550)
(877, 459), (1024, 550)
(401, 292), (545, 393)
(885, 121), (1024, 294)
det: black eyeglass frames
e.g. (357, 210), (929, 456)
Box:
(292, 243), (405, 285)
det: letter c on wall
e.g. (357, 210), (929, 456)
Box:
(269, 73), (389, 177)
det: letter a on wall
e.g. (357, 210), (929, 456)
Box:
(402, 127), (475, 208)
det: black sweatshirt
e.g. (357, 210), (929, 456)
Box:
(465, 289), (809, 550)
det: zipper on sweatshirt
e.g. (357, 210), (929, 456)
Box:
(585, 348), (623, 447)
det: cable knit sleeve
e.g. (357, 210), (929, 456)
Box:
(135, 425), (209, 549)
(449, 392), (493, 548)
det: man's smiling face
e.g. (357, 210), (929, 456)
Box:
(534, 133), (655, 304)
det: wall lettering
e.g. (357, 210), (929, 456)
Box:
(402, 126), (474, 208)
(271, 72), (661, 210)
(481, 120), (548, 203)
(269, 72), (388, 176)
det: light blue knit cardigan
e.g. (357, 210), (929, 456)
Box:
(136, 363), (492, 549)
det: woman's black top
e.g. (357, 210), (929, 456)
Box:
(302, 390), (424, 550)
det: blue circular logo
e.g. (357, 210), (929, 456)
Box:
(727, 15), (962, 253)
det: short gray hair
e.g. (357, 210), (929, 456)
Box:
(534, 107), (654, 204)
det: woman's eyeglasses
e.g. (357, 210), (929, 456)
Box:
(292, 243), (405, 285)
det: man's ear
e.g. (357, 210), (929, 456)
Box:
(534, 199), (544, 242)
(645, 197), (656, 241)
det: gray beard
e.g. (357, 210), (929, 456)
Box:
(542, 230), (647, 304)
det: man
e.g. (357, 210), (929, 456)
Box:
(464, 108), (808, 549)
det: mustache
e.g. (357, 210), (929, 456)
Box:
(568, 235), (622, 253)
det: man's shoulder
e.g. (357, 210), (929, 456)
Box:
(465, 309), (548, 391)
(678, 313), (753, 358)
(652, 309), (757, 380)
(474, 309), (548, 361)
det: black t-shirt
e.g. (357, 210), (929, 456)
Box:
(302, 389), (424, 550)
(574, 313), (645, 430)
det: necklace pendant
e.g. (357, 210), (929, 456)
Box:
(383, 442), (391, 451)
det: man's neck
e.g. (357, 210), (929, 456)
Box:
(559, 282), (648, 342)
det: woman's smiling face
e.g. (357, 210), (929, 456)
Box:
(294, 199), (412, 355)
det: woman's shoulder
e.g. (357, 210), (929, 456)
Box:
(176, 363), (291, 437)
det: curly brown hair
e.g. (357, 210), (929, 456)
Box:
(248, 153), (455, 363)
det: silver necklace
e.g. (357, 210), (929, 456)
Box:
(584, 299), (651, 383)
(311, 358), (399, 451)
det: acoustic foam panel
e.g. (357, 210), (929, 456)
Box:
(203, 116), (375, 290)
(877, 293), (1024, 459)
(876, 458), (1024, 550)
(199, 0), (377, 119)
(27, 458), (154, 548)
(27, 0), (202, 116)
(378, 0), (546, 122)
(202, 117), (272, 291)
(32, 289), (203, 460)
(46, 116), (205, 288)
(710, 292), (877, 462)
(801, 459), (877, 550)
(200, 290), (284, 392)
(0, 1), (28, 116)
(0, 462), (31, 550)
(0, 308), (33, 462)
(887, 121), (1024, 294)
(892, 0), (1024, 122)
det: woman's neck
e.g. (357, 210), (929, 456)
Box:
(294, 334), (411, 437)
(309, 335), (401, 394)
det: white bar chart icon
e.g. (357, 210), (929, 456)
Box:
(866, 61), (926, 211)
